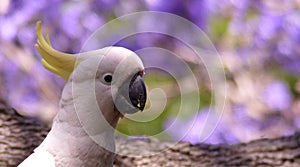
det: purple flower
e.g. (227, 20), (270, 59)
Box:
(257, 15), (281, 41)
(0, 18), (17, 41)
(263, 81), (292, 111)
(227, 1), (300, 76)
(232, 104), (261, 130)
(90, 0), (120, 15)
(145, 0), (208, 29)
(164, 108), (238, 144)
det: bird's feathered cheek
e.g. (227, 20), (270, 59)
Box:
(94, 82), (112, 99)
(113, 105), (124, 118)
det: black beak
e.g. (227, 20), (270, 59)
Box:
(129, 73), (147, 111)
(114, 72), (147, 114)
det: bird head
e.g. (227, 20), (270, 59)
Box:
(35, 21), (147, 125)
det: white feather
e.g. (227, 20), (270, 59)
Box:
(19, 46), (144, 166)
(18, 148), (55, 167)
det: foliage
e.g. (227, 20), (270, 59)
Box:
(0, 0), (299, 144)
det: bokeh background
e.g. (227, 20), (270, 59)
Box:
(0, 0), (300, 144)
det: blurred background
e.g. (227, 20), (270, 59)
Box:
(0, 0), (300, 144)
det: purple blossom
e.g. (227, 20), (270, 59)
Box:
(0, 18), (17, 41)
(263, 81), (292, 111)
(0, 0), (299, 143)
(257, 15), (281, 41)
(0, 0), (62, 47)
(145, 0), (208, 29)
(232, 104), (261, 130)
(164, 108), (238, 144)
(226, 1), (300, 76)
(90, 0), (120, 16)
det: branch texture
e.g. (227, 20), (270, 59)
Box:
(1, 101), (300, 167)
(0, 100), (49, 166)
(114, 134), (300, 167)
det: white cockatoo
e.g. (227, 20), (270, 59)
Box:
(18, 21), (147, 167)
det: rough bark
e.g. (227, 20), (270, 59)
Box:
(1, 100), (300, 167)
(0, 100), (49, 166)
(114, 135), (300, 167)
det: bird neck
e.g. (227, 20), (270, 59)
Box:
(37, 81), (120, 166)
(38, 112), (116, 166)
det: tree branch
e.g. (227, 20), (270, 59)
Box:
(0, 100), (49, 166)
(1, 101), (300, 167)
(114, 134), (300, 167)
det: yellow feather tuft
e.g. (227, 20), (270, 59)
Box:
(36, 21), (76, 80)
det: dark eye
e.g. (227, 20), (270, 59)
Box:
(103, 74), (112, 83)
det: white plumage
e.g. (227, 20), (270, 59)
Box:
(19, 148), (55, 167)
(18, 21), (146, 167)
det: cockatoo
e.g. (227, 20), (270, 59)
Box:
(18, 21), (147, 167)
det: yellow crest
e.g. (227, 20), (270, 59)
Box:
(36, 21), (76, 80)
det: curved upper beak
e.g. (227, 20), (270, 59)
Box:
(114, 72), (147, 114)
(129, 73), (147, 111)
